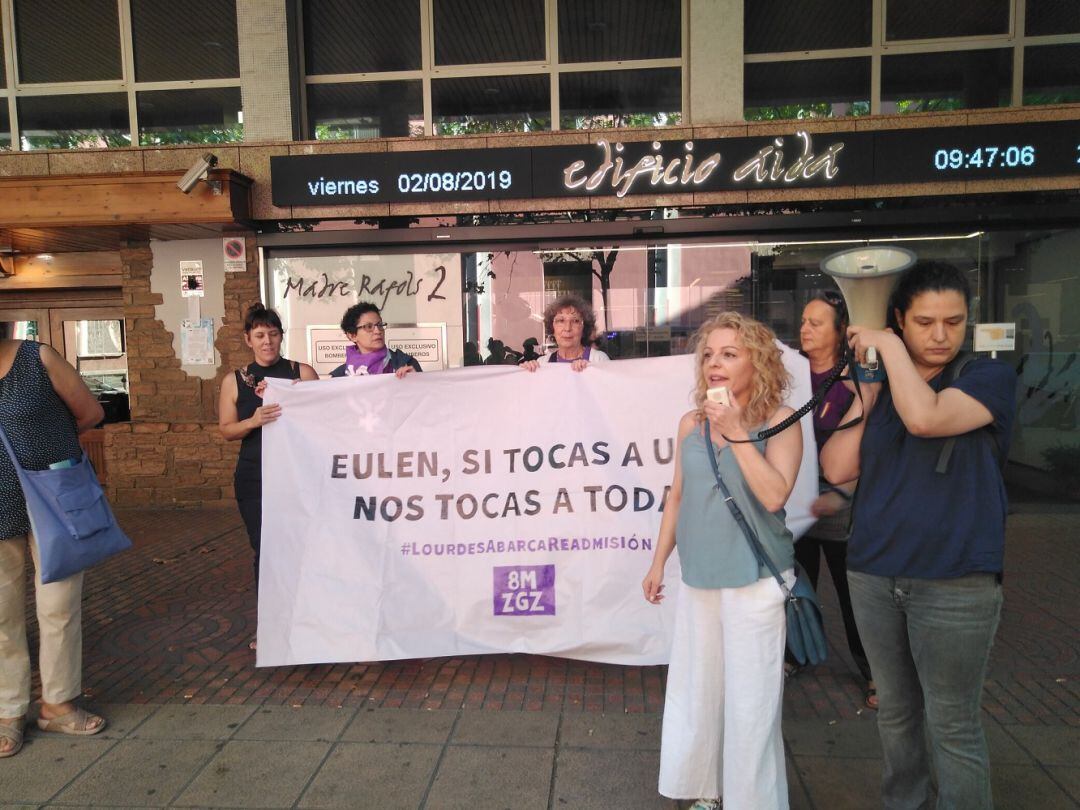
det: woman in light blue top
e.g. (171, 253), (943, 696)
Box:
(643, 312), (802, 810)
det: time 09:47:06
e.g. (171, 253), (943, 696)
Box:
(934, 145), (1035, 170)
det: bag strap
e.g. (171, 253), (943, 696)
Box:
(701, 421), (792, 600)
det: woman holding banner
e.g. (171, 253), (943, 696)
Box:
(329, 302), (422, 377)
(219, 304), (317, 617)
(642, 312), (802, 810)
(520, 294), (609, 372)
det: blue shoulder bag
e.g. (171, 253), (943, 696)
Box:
(0, 424), (131, 584)
(703, 421), (828, 666)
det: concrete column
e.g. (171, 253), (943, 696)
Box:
(687, 0), (743, 125)
(236, 0), (293, 142)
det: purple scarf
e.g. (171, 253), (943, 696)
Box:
(344, 345), (390, 375)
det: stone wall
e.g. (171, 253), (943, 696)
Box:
(104, 236), (259, 507)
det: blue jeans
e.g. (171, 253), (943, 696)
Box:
(848, 571), (1002, 810)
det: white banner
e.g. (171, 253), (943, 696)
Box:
(258, 349), (816, 667)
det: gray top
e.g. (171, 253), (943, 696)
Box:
(675, 425), (794, 589)
(0, 341), (82, 539)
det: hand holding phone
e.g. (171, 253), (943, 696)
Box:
(706, 386), (730, 407)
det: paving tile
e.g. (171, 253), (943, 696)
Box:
(450, 710), (559, 747)
(130, 704), (255, 740)
(782, 717), (882, 759)
(298, 742), (441, 808)
(788, 754), (883, 810)
(85, 703), (159, 739)
(53, 739), (219, 806)
(984, 720), (1035, 764)
(234, 705), (354, 741)
(341, 707), (456, 744)
(552, 748), (668, 809)
(1045, 766), (1080, 806)
(0, 736), (112, 803)
(425, 746), (553, 810)
(559, 711), (661, 750)
(1001, 725), (1079, 766)
(992, 763), (1078, 809)
(173, 739), (330, 808)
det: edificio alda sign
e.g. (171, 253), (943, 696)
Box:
(271, 120), (1080, 206)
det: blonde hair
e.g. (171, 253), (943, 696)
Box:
(691, 312), (790, 427)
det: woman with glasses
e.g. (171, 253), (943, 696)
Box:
(219, 303), (317, 631)
(788, 292), (875, 709)
(329, 302), (422, 378)
(520, 294), (609, 372)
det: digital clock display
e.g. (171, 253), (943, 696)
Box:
(933, 145), (1035, 170)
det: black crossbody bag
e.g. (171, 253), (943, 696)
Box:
(702, 422), (828, 666)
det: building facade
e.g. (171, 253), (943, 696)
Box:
(0, 0), (1077, 506)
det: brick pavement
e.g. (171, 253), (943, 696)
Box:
(22, 507), (1080, 726)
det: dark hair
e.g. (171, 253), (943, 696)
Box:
(543, 294), (597, 346)
(243, 303), (283, 333)
(340, 301), (381, 335)
(807, 289), (848, 336)
(888, 261), (972, 331)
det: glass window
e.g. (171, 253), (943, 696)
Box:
(14, 0), (122, 83)
(0, 104), (10, 150)
(1023, 44), (1080, 105)
(433, 75), (550, 135)
(882, 49), (1012, 113)
(886, 0), (1010, 41)
(1025, 0), (1080, 36)
(308, 81), (424, 139)
(558, 0), (680, 63)
(18, 93), (130, 150)
(0, 14), (5, 88)
(304, 0), (421, 74)
(131, 0), (239, 81)
(745, 0), (871, 54)
(137, 87), (243, 146)
(434, 0), (545, 65)
(560, 68), (681, 130)
(745, 58), (870, 120)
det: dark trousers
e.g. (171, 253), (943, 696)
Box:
(789, 535), (872, 682)
(236, 495), (261, 585)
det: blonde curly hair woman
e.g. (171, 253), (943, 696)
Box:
(643, 312), (801, 810)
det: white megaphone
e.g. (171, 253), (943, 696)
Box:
(821, 246), (917, 382)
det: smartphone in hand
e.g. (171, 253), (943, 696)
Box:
(706, 386), (730, 407)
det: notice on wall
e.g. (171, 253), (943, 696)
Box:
(386, 323), (446, 370)
(307, 326), (350, 376)
(257, 348), (818, 667)
(179, 260), (205, 297)
(223, 237), (247, 273)
(974, 322), (1016, 353)
(180, 317), (215, 365)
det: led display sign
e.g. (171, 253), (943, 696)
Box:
(270, 120), (1079, 207)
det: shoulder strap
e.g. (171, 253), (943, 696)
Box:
(702, 422), (792, 599)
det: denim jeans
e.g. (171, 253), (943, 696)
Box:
(848, 571), (1002, 810)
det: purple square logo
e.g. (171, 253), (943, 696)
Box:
(493, 565), (556, 616)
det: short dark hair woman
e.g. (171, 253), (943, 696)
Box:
(1, 339), (108, 757)
(821, 261), (1017, 808)
(219, 304), (317, 612)
(329, 302), (421, 378)
(521, 294), (609, 373)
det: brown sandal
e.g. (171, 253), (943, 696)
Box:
(36, 707), (106, 736)
(0, 717), (25, 758)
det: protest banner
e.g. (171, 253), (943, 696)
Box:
(258, 349), (816, 666)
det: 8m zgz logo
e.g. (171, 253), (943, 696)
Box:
(493, 565), (555, 616)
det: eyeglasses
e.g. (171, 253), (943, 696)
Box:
(355, 321), (387, 333)
(553, 317), (583, 328)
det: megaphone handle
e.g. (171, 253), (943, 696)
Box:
(864, 346), (879, 373)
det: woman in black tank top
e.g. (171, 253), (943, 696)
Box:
(218, 305), (317, 630)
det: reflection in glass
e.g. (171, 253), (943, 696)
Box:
(745, 0), (871, 53)
(434, 0), (545, 65)
(0, 321), (38, 341)
(745, 58), (870, 120)
(304, 0), (421, 74)
(558, 0), (680, 62)
(1023, 44), (1080, 106)
(885, 0), (1009, 41)
(131, 0), (239, 81)
(18, 93), (131, 150)
(559, 69), (681, 130)
(15, 0), (122, 83)
(882, 49), (1012, 113)
(433, 75), (550, 135)
(138, 88), (243, 146)
(0, 104), (10, 151)
(308, 81), (424, 139)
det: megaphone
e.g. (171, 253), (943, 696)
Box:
(821, 246), (916, 382)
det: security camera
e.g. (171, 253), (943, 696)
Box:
(177, 153), (218, 194)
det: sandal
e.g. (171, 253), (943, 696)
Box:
(689, 800), (722, 810)
(0, 717), (25, 758)
(36, 707), (106, 736)
(784, 662), (803, 681)
(864, 684), (879, 711)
